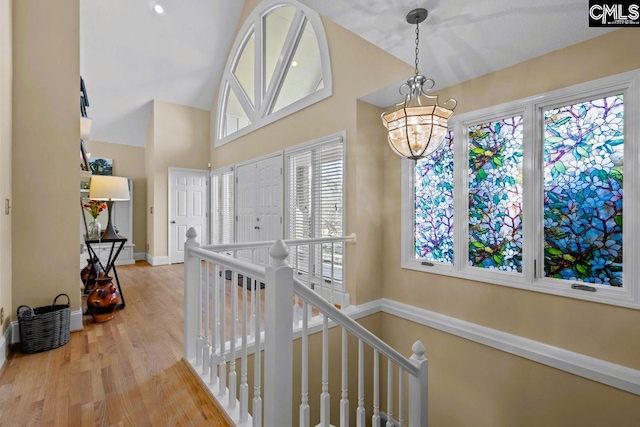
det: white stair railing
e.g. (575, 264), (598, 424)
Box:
(202, 234), (356, 310)
(291, 275), (428, 427)
(184, 228), (428, 426)
(184, 228), (266, 424)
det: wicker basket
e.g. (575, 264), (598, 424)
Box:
(17, 294), (71, 354)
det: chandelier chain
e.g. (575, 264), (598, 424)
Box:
(414, 21), (420, 76)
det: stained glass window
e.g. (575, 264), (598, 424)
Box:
(468, 116), (523, 272)
(415, 131), (454, 264)
(543, 95), (624, 287)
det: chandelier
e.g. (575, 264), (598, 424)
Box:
(381, 8), (457, 160)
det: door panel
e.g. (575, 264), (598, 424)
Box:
(256, 155), (283, 265)
(235, 155), (283, 266)
(177, 190), (187, 217)
(193, 190), (204, 218)
(236, 162), (257, 263)
(169, 169), (209, 263)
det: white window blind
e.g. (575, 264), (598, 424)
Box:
(286, 135), (344, 281)
(211, 167), (235, 245)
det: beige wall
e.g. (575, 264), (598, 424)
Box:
(210, 0), (412, 303)
(84, 140), (146, 253)
(0, 0), (12, 331)
(148, 99), (210, 257)
(12, 0), (80, 310)
(381, 313), (639, 427)
(379, 29), (640, 423)
(352, 100), (387, 303)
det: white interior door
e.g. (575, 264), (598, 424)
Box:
(235, 154), (283, 266)
(236, 162), (257, 263)
(169, 168), (208, 264)
(256, 155), (283, 265)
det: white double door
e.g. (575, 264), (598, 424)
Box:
(169, 168), (209, 264)
(236, 154), (283, 266)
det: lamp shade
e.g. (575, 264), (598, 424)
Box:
(89, 176), (130, 201)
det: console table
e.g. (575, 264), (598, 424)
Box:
(84, 236), (127, 309)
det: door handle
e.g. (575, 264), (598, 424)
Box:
(170, 221), (176, 224)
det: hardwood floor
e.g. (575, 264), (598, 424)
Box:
(0, 262), (232, 427)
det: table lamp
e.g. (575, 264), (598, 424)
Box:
(89, 175), (130, 240)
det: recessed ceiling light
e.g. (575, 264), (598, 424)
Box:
(291, 61), (298, 67)
(153, 3), (166, 15)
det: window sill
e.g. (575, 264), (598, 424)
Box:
(401, 258), (639, 310)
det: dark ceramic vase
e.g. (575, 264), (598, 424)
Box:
(86, 276), (120, 323)
(80, 256), (103, 294)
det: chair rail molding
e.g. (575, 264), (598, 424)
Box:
(380, 298), (640, 396)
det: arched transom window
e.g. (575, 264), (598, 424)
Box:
(216, 0), (332, 146)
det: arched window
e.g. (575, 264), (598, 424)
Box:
(216, 0), (332, 146)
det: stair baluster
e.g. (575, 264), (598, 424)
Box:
(373, 349), (380, 426)
(239, 276), (249, 422)
(210, 264), (219, 386)
(398, 367), (405, 427)
(228, 271), (238, 409)
(202, 260), (210, 376)
(253, 275), (262, 427)
(218, 266), (227, 397)
(387, 359), (394, 427)
(196, 260), (203, 367)
(300, 300), (310, 427)
(357, 339), (365, 427)
(340, 327), (349, 427)
(320, 314), (330, 427)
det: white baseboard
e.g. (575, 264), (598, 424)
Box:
(133, 252), (146, 261)
(11, 309), (84, 344)
(70, 309), (84, 332)
(381, 298), (640, 396)
(147, 254), (169, 266)
(0, 326), (11, 371)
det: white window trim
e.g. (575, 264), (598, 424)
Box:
(215, 0), (333, 147)
(402, 69), (640, 309)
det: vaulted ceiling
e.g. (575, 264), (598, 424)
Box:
(80, 0), (245, 147)
(80, 0), (614, 147)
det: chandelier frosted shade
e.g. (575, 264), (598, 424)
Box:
(382, 102), (454, 160)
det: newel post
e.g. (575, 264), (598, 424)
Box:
(409, 341), (428, 427)
(184, 227), (200, 361)
(264, 240), (294, 427)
